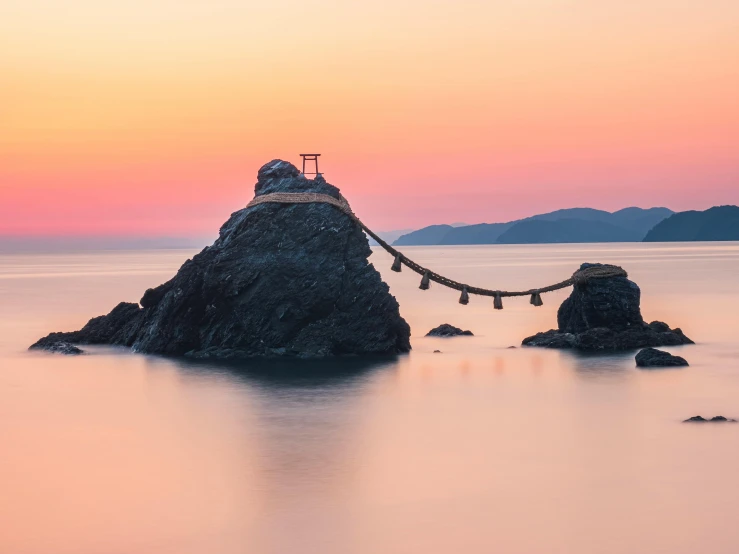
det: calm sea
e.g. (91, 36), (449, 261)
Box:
(2, 243), (739, 554)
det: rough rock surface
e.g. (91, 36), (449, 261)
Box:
(31, 160), (411, 359)
(29, 341), (84, 355)
(522, 263), (693, 351)
(635, 347), (689, 367)
(426, 324), (473, 337)
(684, 415), (737, 423)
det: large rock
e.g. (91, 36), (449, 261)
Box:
(31, 160), (411, 359)
(522, 263), (693, 351)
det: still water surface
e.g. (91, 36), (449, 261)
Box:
(2, 243), (739, 553)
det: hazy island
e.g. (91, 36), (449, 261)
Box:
(391, 205), (739, 246)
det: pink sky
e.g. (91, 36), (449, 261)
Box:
(1, 0), (738, 236)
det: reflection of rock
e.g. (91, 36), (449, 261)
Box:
(635, 347), (688, 367)
(31, 160), (411, 359)
(426, 324), (473, 337)
(29, 340), (84, 355)
(684, 415), (737, 423)
(522, 263), (693, 351)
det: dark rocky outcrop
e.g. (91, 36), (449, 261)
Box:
(684, 415), (737, 423)
(31, 160), (411, 359)
(635, 347), (689, 367)
(29, 341), (84, 355)
(426, 324), (473, 337)
(522, 263), (693, 351)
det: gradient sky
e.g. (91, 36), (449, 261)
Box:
(2, 0), (738, 236)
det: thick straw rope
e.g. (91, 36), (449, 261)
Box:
(246, 192), (627, 299)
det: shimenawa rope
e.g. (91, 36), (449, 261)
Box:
(246, 192), (627, 307)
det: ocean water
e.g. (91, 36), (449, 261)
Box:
(2, 243), (739, 554)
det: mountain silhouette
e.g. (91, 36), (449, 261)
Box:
(643, 205), (739, 242)
(393, 207), (673, 245)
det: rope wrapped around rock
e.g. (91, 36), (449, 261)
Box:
(246, 192), (628, 303)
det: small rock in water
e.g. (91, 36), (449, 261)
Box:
(684, 415), (737, 423)
(426, 324), (473, 337)
(522, 263), (693, 352)
(635, 348), (689, 368)
(30, 341), (83, 355)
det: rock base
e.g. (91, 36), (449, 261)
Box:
(30, 341), (84, 355)
(523, 321), (693, 352)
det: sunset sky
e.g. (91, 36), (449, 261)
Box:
(2, 0), (738, 236)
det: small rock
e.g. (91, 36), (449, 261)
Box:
(30, 341), (83, 355)
(684, 415), (737, 423)
(635, 347), (688, 367)
(522, 263), (693, 351)
(426, 324), (473, 337)
(433, 350), (442, 353)
(507, 346), (517, 349)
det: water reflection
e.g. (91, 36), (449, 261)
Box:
(4, 243), (739, 554)
(177, 354), (400, 390)
(568, 350), (634, 379)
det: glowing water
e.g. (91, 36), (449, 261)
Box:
(2, 243), (738, 554)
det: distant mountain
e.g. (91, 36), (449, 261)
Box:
(643, 205), (739, 242)
(367, 228), (414, 246)
(497, 218), (642, 244)
(393, 224), (457, 246)
(393, 207), (673, 246)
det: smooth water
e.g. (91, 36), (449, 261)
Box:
(2, 243), (739, 554)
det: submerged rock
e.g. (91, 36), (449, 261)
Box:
(30, 341), (84, 355)
(684, 415), (737, 423)
(426, 324), (473, 337)
(635, 347), (689, 367)
(522, 263), (693, 351)
(31, 160), (411, 359)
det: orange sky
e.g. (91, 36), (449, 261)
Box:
(1, 0), (738, 236)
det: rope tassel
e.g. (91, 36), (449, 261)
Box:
(391, 253), (402, 272)
(494, 292), (503, 310)
(419, 272), (430, 290)
(530, 291), (543, 307)
(459, 287), (469, 305)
